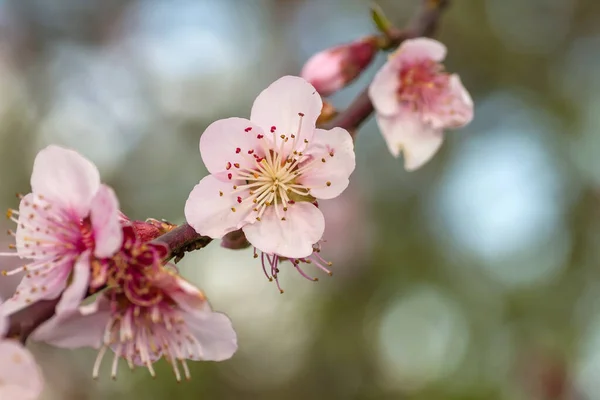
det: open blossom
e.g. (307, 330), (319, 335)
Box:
(0, 301), (44, 399)
(0, 145), (122, 315)
(368, 38), (473, 170)
(185, 76), (356, 258)
(301, 37), (378, 97)
(32, 226), (237, 381)
(256, 241), (332, 293)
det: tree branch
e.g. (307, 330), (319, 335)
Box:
(321, 0), (450, 134)
(154, 223), (212, 263)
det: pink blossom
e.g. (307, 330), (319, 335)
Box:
(368, 38), (474, 170)
(255, 241), (332, 293)
(185, 76), (356, 259)
(0, 145), (122, 315)
(301, 37), (378, 96)
(32, 226), (237, 381)
(0, 301), (44, 399)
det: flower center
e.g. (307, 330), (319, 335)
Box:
(225, 115), (320, 222)
(397, 60), (449, 112)
(1, 194), (91, 277)
(90, 226), (167, 304)
(78, 218), (94, 252)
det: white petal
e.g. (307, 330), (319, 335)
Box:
(90, 185), (122, 258)
(31, 296), (110, 349)
(199, 118), (267, 175)
(376, 113), (444, 171)
(250, 76), (322, 156)
(0, 300), (7, 337)
(55, 251), (90, 315)
(242, 202), (324, 258)
(0, 340), (44, 400)
(15, 193), (72, 259)
(0, 259), (72, 316)
(30, 145), (100, 218)
(299, 128), (356, 199)
(184, 175), (254, 238)
(394, 37), (447, 64)
(186, 311), (238, 361)
(369, 61), (401, 116)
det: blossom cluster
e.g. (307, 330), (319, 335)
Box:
(0, 145), (237, 397)
(0, 27), (472, 398)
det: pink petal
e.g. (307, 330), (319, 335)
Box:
(422, 74), (474, 130)
(55, 251), (90, 315)
(30, 145), (100, 218)
(242, 202), (324, 258)
(0, 303), (6, 337)
(31, 297), (109, 349)
(299, 128), (356, 199)
(0, 340), (43, 400)
(392, 37), (447, 65)
(369, 61), (401, 116)
(301, 50), (346, 97)
(445, 74), (474, 127)
(250, 76), (322, 153)
(153, 273), (207, 314)
(1, 260), (72, 316)
(90, 185), (122, 258)
(376, 114), (444, 171)
(15, 193), (66, 259)
(186, 311), (238, 361)
(185, 175), (253, 238)
(200, 118), (267, 175)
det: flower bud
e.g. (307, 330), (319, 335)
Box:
(221, 229), (250, 250)
(301, 36), (378, 96)
(120, 213), (177, 243)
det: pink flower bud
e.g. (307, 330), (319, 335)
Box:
(301, 37), (378, 96)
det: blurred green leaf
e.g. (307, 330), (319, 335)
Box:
(370, 3), (393, 35)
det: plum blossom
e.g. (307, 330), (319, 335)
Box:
(32, 226), (237, 381)
(0, 301), (44, 399)
(185, 76), (356, 259)
(1, 145), (122, 315)
(301, 37), (378, 96)
(255, 241), (332, 293)
(368, 38), (474, 170)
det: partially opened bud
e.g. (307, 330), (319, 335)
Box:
(301, 36), (378, 96)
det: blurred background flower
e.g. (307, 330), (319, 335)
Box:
(1, 0), (599, 399)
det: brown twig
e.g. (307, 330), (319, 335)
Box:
(153, 223), (212, 263)
(5, 0), (451, 344)
(321, 0), (450, 134)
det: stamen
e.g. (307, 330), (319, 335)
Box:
(93, 346), (108, 379)
(182, 359), (191, 381)
(294, 263), (318, 281)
